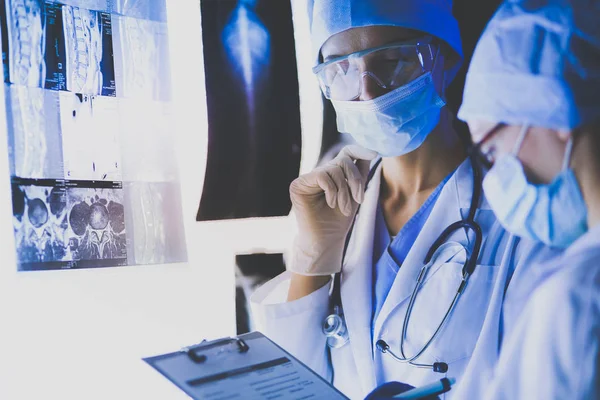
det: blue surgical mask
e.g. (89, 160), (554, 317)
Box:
(330, 72), (445, 157)
(482, 125), (588, 248)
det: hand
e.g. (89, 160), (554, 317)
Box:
(288, 145), (377, 275)
(364, 381), (441, 400)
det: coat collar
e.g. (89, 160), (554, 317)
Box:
(565, 224), (600, 256)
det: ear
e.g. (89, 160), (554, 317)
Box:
(556, 129), (572, 142)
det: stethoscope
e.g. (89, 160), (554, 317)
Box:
(322, 155), (483, 374)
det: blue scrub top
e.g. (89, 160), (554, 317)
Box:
(371, 173), (453, 335)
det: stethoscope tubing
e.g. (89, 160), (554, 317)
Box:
(326, 155), (484, 372)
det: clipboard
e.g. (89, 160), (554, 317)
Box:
(143, 331), (350, 400)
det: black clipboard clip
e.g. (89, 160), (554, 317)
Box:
(181, 337), (250, 364)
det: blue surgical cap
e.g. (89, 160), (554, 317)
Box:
(309, 0), (463, 79)
(458, 0), (600, 131)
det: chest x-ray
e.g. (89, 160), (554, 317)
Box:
(1, 0), (186, 271)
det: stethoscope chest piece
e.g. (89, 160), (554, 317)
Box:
(323, 305), (349, 349)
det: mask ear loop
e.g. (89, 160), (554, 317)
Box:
(511, 124), (530, 156)
(561, 137), (574, 171)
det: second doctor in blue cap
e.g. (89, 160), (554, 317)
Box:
(252, 0), (558, 398)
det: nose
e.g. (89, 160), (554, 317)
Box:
(358, 72), (389, 101)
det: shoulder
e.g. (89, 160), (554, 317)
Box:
(539, 258), (600, 295)
(510, 237), (564, 284)
(528, 260), (600, 327)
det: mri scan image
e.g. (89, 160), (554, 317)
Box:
(12, 180), (127, 270)
(2, 0), (187, 271)
(59, 92), (122, 181)
(1, 0), (116, 95)
(4, 85), (64, 179)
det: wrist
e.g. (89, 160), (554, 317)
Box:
(289, 237), (345, 275)
(287, 273), (331, 301)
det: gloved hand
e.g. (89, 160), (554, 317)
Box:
(288, 145), (378, 276)
(364, 381), (441, 400)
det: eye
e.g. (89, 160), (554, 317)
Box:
(335, 60), (350, 74)
(482, 145), (497, 164)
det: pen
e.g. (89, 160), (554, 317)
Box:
(392, 377), (455, 399)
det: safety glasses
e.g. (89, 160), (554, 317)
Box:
(468, 122), (507, 170)
(313, 37), (437, 101)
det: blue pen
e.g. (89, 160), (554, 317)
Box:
(392, 377), (455, 399)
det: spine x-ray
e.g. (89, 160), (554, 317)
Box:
(2, 0), (116, 95)
(1, 0), (186, 271)
(196, 0), (302, 221)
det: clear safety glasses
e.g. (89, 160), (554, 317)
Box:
(468, 123), (508, 170)
(313, 37), (437, 101)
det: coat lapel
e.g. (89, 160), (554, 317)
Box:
(373, 160), (475, 338)
(340, 161), (382, 391)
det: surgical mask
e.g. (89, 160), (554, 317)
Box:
(482, 125), (588, 248)
(331, 72), (445, 157)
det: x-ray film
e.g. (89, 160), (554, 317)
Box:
(112, 15), (171, 101)
(56, 0), (167, 22)
(12, 178), (127, 270)
(59, 92), (122, 180)
(123, 181), (187, 266)
(1, 0), (45, 87)
(5, 85), (123, 181)
(118, 98), (177, 182)
(5, 85), (64, 179)
(197, 0), (301, 221)
(1, 0), (116, 95)
(61, 4), (115, 95)
(115, 0), (167, 22)
(2, 0), (186, 271)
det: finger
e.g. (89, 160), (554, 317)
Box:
(336, 145), (378, 189)
(337, 145), (378, 163)
(291, 170), (337, 208)
(314, 171), (337, 209)
(355, 158), (373, 182)
(327, 166), (352, 216)
(337, 157), (364, 204)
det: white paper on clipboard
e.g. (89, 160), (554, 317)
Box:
(143, 331), (349, 400)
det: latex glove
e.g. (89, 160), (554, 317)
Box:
(288, 145), (378, 276)
(364, 381), (441, 400)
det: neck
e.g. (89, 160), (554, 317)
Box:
(380, 109), (467, 200)
(572, 130), (600, 228)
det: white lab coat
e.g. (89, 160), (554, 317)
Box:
(485, 224), (600, 400)
(251, 159), (559, 399)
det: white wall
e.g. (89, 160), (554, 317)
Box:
(0, 1), (321, 399)
(0, 1), (234, 396)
